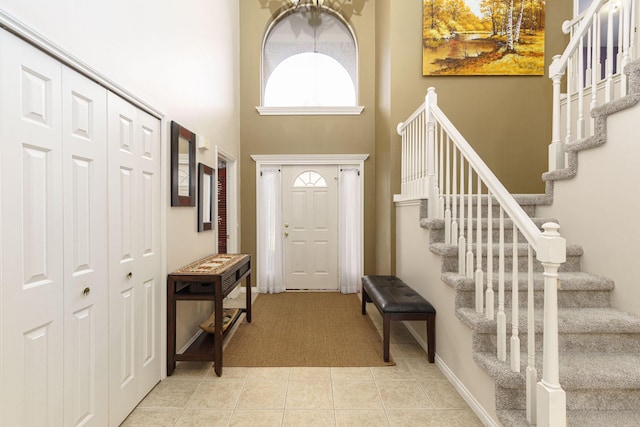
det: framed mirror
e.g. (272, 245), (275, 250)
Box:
(170, 121), (196, 206)
(198, 163), (214, 232)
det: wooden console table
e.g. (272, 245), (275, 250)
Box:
(167, 253), (251, 377)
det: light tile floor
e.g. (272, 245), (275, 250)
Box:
(122, 301), (483, 426)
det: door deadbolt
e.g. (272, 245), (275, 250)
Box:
(284, 223), (289, 228)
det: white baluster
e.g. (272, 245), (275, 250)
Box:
(586, 27), (593, 88)
(475, 176), (483, 314)
(577, 35), (585, 140)
(511, 223), (520, 372)
(526, 245), (537, 425)
(439, 126), (445, 219)
(565, 53), (572, 145)
(444, 136), (451, 244)
(591, 13), (599, 136)
(549, 55), (565, 171)
(466, 163), (474, 279)
(620, 0), (631, 96)
(458, 156), (466, 275)
(451, 147), (458, 245)
(605, 4), (614, 102)
(426, 89), (438, 218)
(497, 208), (506, 361)
(536, 223), (567, 427)
(486, 193), (494, 320)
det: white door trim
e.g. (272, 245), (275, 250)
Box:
(251, 154), (369, 292)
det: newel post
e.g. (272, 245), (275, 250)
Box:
(536, 222), (567, 427)
(549, 55), (565, 172)
(425, 87), (438, 219)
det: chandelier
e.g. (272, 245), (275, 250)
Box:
(290, 0), (325, 8)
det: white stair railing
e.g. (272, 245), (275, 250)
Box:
(397, 87), (567, 426)
(548, 0), (637, 171)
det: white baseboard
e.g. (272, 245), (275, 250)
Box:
(403, 321), (498, 427)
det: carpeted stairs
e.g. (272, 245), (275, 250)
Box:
(417, 58), (640, 427)
(421, 197), (640, 426)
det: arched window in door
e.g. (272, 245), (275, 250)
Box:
(293, 170), (328, 187)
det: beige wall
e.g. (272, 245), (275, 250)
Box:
(0, 0), (241, 350)
(239, 1), (378, 277)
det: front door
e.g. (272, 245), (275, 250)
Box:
(282, 165), (338, 290)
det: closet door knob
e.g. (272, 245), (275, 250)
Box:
(127, 272), (133, 279)
(82, 287), (91, 296)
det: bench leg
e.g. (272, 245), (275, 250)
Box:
(383, 314), (391, 362)
(361, 288), (368, 315)
(426, 313), (436, 363)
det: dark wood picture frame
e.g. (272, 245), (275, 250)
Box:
(170, 121), (196, 207)
(198, 163), (214, 232)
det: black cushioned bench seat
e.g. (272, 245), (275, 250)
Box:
(361, 275), (436, 363)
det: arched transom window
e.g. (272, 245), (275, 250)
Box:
(261, 5), (358, 109)
(293, 170), (328, 187)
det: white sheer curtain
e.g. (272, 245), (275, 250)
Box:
(338, 168), (362, 294)
(258, 168), (284, 294)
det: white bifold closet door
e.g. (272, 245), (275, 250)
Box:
(0, 33), (109, 425)
(0, 30), (161, 427)
(107, 92), (162, 426)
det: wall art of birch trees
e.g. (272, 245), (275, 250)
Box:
(422, 0), (546, 75)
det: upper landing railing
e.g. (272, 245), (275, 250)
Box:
(396, 87), (567, 426)
(548, 0), (637, 170)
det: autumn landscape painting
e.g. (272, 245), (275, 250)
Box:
(423, 0), (546, 76)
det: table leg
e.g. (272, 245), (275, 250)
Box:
(167, 278), (177, 376)
(246, 273), (252, 323)
(214, 281), (223, 377)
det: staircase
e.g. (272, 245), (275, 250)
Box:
(420, 195), (640, 426)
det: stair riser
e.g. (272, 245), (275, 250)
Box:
(456, 289), (611, 310)
(474, 332), (640, 355)
(441, 253), (582, 273)
(497, 385), (640, 411)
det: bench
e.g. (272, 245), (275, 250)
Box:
(361, 275), (436, 363)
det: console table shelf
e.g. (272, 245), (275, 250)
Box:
(167, 253), (251, 377)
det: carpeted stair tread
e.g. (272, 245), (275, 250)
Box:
(457, 307), (640, 334)
(442, 271), (614, 292)
(421, 216), (556, 230)
(498, 409), (640, 427)
(429, 242), (584, 257)
(474, 351), (640, 389)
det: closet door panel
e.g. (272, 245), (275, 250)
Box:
(108, 93), (161, 425)
(61, 65), (108, 426)
(0, 32), (64, 427)
(136, 110), (161, 395)
(108, 94), (140, 425)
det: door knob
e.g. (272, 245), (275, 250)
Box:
(127, 272), (133, 279)
(284, 232), (289, 237)
(82, 287), (91, 296)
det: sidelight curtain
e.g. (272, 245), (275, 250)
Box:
(338, 168), (362, 294)
(258, 168), (284, 294)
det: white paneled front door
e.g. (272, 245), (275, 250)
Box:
(0, 32), (65, 427)
(107, 92), (161, 426)
(282, 165), (338, 290)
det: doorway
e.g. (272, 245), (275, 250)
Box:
(252, 154), (368, 294)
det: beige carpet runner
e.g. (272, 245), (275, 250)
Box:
(223, 292), (394, 367)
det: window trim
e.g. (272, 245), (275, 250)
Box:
(256, 106), (364, 116)
(259, 5), (363, 115)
